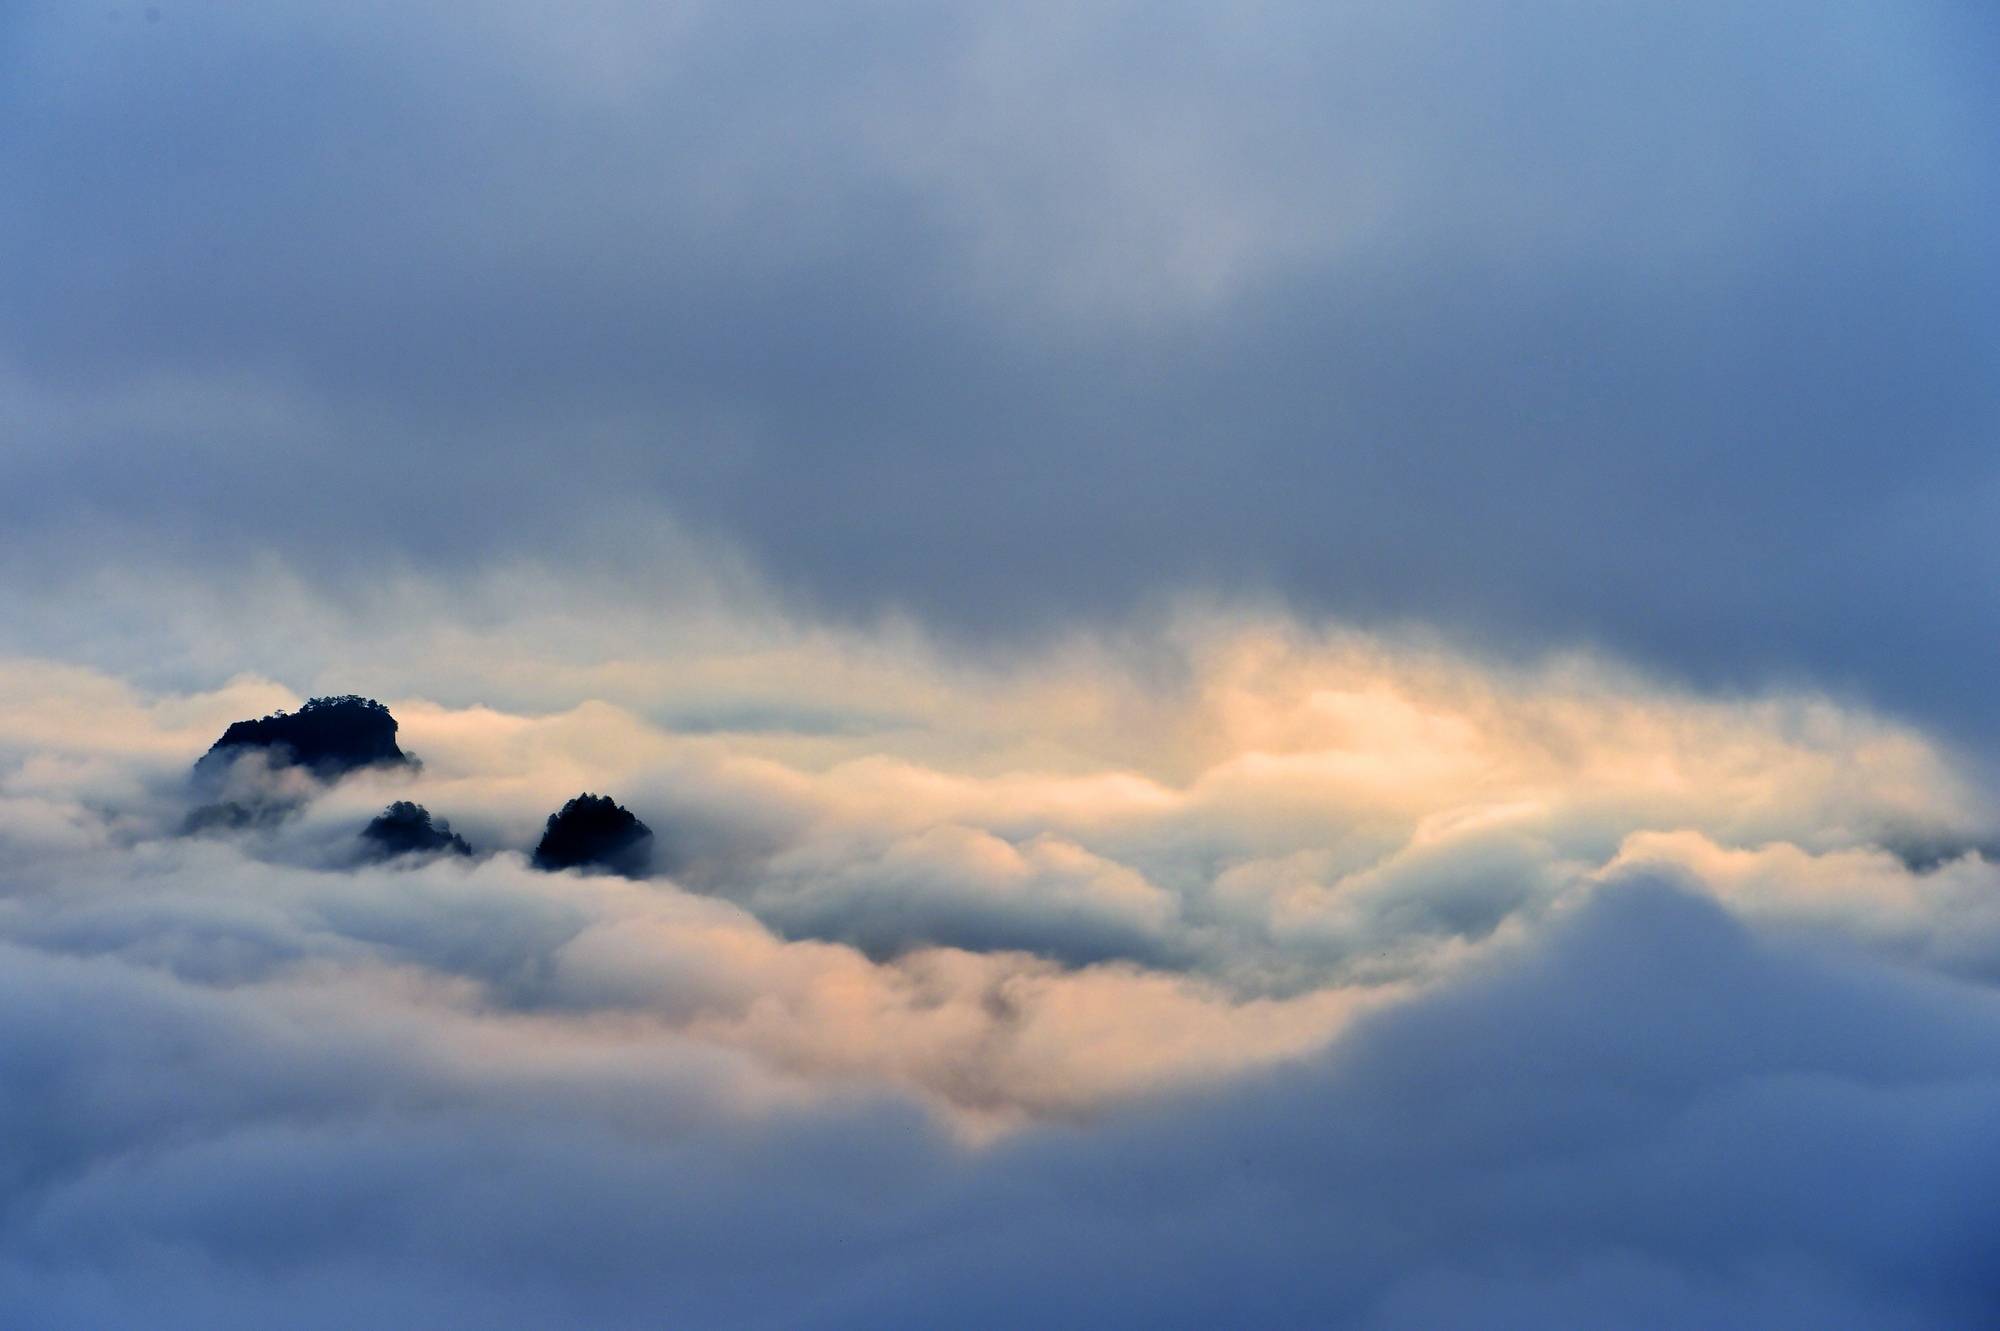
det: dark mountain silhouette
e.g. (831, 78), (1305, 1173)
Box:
(361, 801), (473, 860)
(184, 695), (417, 836)
(197, 695), (415, 781)
(532, 794), (653, 877)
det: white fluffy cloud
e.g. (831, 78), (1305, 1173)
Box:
(3, 601), (1998, 1325)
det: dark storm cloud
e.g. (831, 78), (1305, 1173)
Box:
(2, 1), (1997, 731)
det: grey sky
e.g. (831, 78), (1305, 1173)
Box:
(6, 1), (1998, 737)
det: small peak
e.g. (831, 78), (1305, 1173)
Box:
(361, 800), (473, 860)
(532, 793), (653, 878)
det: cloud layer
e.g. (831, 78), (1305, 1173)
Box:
(6, 0), (1998, 1321)
(5, 604), (2000, 1325)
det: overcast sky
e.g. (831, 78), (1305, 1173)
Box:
(6, 0), (1998, 726)
(5, 2), (2000, 1326)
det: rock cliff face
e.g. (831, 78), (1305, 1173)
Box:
(532, 794), (653, 877)
(361, 801), (473, 860)
(198, 695), (415, 780)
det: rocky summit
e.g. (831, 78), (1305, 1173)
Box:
(197, 695), (415, 781)
(532, 793), (653, 877)
(361, 801), (473, 860)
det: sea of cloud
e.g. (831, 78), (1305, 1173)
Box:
(3, 586), (1999, 1326)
